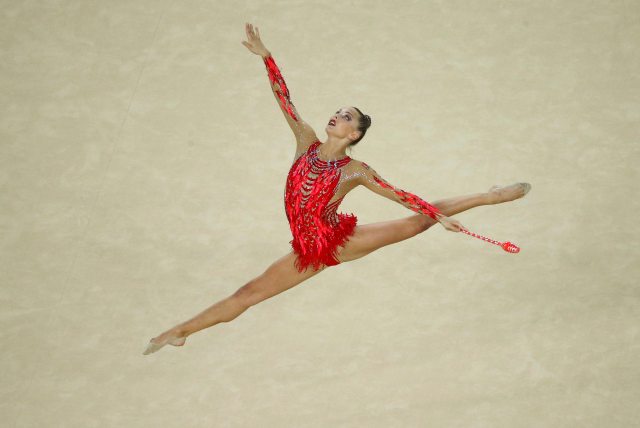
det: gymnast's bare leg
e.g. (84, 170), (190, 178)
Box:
(142, 182), (529, 354)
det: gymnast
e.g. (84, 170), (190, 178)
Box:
(143, 23), (530, 355)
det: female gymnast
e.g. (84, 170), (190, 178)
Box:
(143, 23), (531, 355)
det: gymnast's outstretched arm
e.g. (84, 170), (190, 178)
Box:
(355, 160), (448, 224)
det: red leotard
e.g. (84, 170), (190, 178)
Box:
(285, 141), (358, 272)
(263, 54), (444, 272)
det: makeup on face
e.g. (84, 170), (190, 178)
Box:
(328, 108), (354, 126)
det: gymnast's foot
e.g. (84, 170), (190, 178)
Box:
(487, 182), (531, 205)
(142, 327), (188, 355)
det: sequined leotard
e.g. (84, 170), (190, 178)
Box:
(284, 140), (358, 272)
(263, 54), (445, 273)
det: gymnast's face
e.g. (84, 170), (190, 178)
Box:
(326, 106), (361, 141)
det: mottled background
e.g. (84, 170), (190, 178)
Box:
(1, 0), (638, 427)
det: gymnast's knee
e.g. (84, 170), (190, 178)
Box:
(416, 215), (438, 233)
(231, 280), (263, 308)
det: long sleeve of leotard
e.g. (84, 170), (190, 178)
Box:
(263, 54), (301, 123)
(357, 161), (445, 222)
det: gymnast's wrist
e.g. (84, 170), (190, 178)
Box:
(261, 50), (271, 59)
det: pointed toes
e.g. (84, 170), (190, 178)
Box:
(142, 340), (162, 355)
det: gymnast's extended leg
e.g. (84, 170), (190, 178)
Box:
(143, 250), (328, 354)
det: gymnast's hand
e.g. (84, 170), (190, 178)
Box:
(242, 22), (270, 57)
(438, 215), (465, 233)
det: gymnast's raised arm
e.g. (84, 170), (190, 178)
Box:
(241, 23), (317, 146)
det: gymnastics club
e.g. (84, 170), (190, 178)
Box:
(458, 226), (520, 253)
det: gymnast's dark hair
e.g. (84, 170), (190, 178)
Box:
(350, 107), (371, 146)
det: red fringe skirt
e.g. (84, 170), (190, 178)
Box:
(289, 213), (358, 273)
